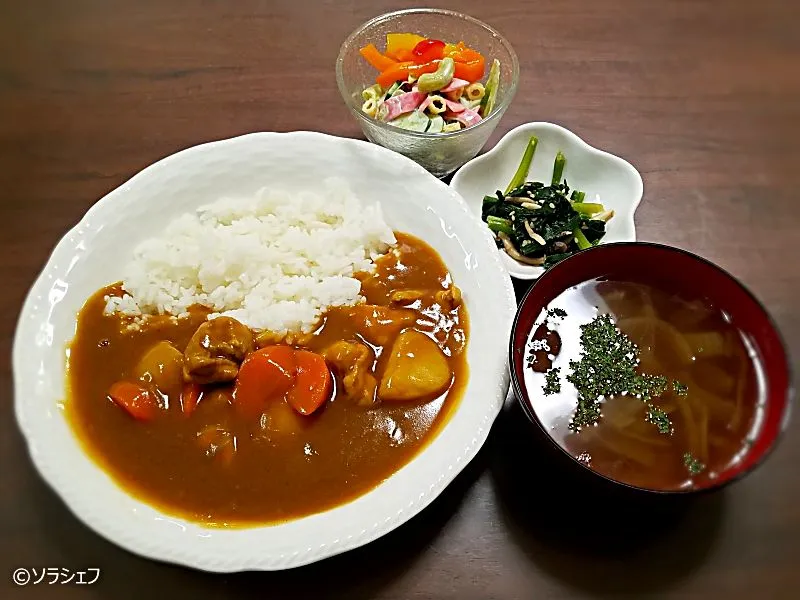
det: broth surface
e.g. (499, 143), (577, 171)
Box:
(67, 233), (468, 525)
(524, 279), (764, 490)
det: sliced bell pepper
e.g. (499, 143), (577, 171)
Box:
(445, 42), (487, 82)
(376, 62), (413, 87)
(392, 48), (415, 62)
(413, 39), (445, 63)
(443, 42), (460, 56)
(376, 60), (440, 88)
(450, 46), (484, 63)
(359, 44), (397, 72)
(453, 57), (485, 83)
(385, 33), (425, 60)
(443, 41), (469, 60)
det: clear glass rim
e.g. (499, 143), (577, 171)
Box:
(335, 8), (520, 140)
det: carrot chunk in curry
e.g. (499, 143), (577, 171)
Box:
(66, 233), (469, 525)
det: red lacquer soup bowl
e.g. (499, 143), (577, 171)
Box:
(509, 242), (793, 494)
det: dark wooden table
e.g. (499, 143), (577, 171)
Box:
(2, 1), (798, 598)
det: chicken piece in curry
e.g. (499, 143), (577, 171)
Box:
(67, 233), (468, 525)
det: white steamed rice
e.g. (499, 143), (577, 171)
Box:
(104, 178), (396, 333)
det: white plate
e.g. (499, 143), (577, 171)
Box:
(450, 122), (643, 279)
(13, 132), (516, 572)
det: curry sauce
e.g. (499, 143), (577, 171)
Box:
(66, 233), (468, 525)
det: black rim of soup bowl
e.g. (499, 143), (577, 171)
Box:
(508, 241), (794, 496)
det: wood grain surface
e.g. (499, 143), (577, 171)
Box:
(1, 1), (798, 598)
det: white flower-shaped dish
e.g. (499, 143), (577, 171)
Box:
(450, 122), (643, 279)
(13, 132), (516, 572)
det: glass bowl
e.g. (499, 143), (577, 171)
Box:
(336, 8), (519, 178)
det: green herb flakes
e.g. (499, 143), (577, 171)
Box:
(566, 315), (674, 432)
(630, 374), (668, 401)
(646, 405), (673, 435)
(672, 380), (688, 396)
(683, 452), (706, 475)
(543, 368), (561, 395)
(572, 395), (602, 430)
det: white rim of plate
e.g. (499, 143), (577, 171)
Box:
(13, 131), (517, 572)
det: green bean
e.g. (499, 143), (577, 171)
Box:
(417, 58), (455, 93)
(573, 227), (592, 250)
(487, 216), (515, 236)
(571, 202), (605, 215)
(552, 151), (566, 185)
(504, 136), (539, 194)
(482, 194), (500, 209)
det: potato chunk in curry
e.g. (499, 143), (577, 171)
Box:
(133, 341), (184, 400)
(379, 329), (453, 402)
